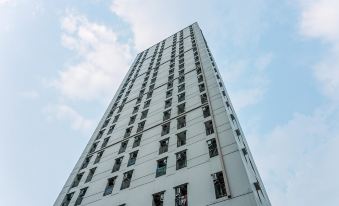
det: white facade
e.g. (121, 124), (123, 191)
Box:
(54, 23), (271, 206)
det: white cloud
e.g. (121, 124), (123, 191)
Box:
(300, 0), (339, 41)
(54, 11), (133, 101)
(44, 104), (94, 133)
(299, 0), (339, 102)
(247, 105), (339, 205)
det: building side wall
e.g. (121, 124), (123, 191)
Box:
(54, 23), (270, 206)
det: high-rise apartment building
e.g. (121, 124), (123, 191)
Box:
(54, 23), (270, 206)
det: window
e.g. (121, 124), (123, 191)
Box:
(165, 98), (172, 109)
(94, 151), (104, 164)
(159, 138), (169, 154)
(177, 103), (185, 114)
(177, 131), (186, 147)
(61, 192), (74, 206)
(124, 127), (133, 138)
(168, 74), (174, 81)
(118, 105), (124, 113)
(81, 156), (92, 169)
(230, 114), (237, 126)
(156, 157), (167, 177)
(101, 137), (110, 148)
(178, 93), (185, 102)
(176, 150), (187, 170)
(226, 101), (230, 108)
(71, 172), (84, 188)
(140, 109), (148, 120)
(199, 83), (205, 92)
(107, 125), (115, 135)
(74, 187), (88, 206)
(202, 105), (211, 118)
(178, 76), (185, 84)
(178, 84), (185, 92)
(136, 97), (142, 104)
(179, 63), (184, 70)
(169, 68), (174, 74)
(139, 89), (145, 97)
(89, 142), (98, 153)
(112, 157), (123, 172)
(200, 93), (207, 104)
(119, 140), (128, 154)
(205, 120), (214, 135)
(161, 122), (170, 136)
(133, 105), (139, 114)
(151, 77), (157, 83)
(102, 119), (110, 129)
(121, 170), (133, 190)
(133, 135), (142, 148)
(113, 115), (120, 123)
(141, 83), (146, 89)
(163, 109), (171, 121)
(167, 81), (173, 89)
(147, 91), (153, 99)
(179, 68), (184, 75)
(207, 139), (218, 157)
(144, 99), (151, 109)
(196, 67), (201, 75)
(174, 184), (188, 206)
(166, 89), (173, 98)
(212, 172), (227, 198)
(103, 177), (117, 196)
(96, 130), (104, 140)
(177, 116), (186, 129)
(198, 75), (203, 83)
(85, 167), (96, 183)
(129, 115), (136, 125)
(179, 50), (184, 56)
(152, 191), (165, 206)
(127, 150), (138, 166)
(137, 121), (146, 132)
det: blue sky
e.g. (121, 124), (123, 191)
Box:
(1, 0), (339, 205)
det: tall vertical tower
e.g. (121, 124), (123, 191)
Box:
(54, 23), (270, 206)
